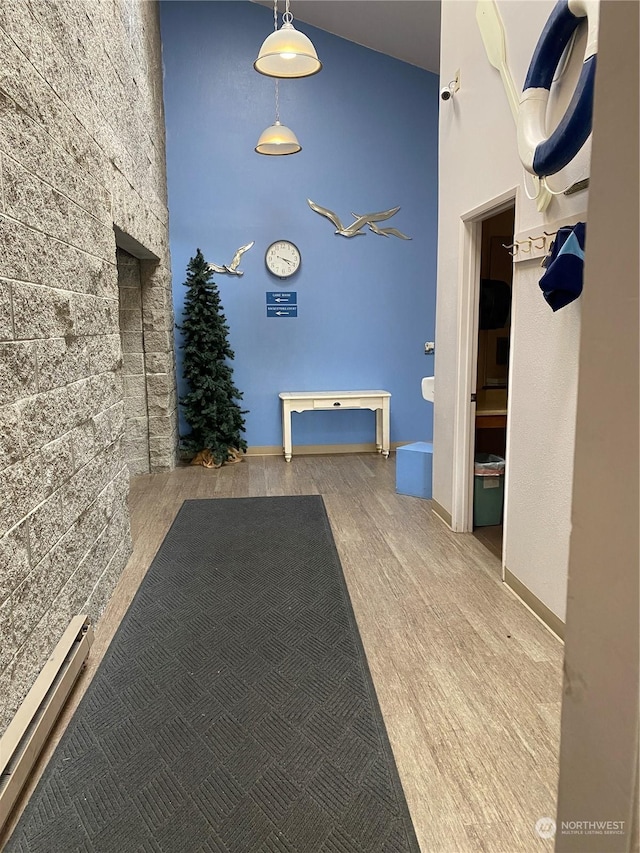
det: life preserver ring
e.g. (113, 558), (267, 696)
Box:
(517, 0), (598, 177)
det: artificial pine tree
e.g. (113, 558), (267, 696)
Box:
(177, 249), (248, 467)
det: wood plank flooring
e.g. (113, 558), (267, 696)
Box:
(0, 454), (563, 852)
(472, 525), (503, 561)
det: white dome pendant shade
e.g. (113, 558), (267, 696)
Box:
(254, 19), (322, 79)
(254, 0), (321, 80)
(255, 79), (302, 156)
(255, 120), (301, 156)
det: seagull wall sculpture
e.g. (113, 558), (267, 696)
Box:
(359, 218), (412, 240)
(307, 199), (411, 240)
(208, 241), (255, 276)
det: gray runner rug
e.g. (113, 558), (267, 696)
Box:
(6, 496), (420, 853)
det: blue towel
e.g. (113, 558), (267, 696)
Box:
(539, 221), (586, 311)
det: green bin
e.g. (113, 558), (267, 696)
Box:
(473, 454), (505, 527)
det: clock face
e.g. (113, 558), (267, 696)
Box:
(265, 241), (301, 278)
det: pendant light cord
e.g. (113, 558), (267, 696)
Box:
(272, 0), (294, 29)
(273, 0), (280, 124)
(273, 0), (280, 122)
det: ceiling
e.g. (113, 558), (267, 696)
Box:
(251, 1), (442, 73)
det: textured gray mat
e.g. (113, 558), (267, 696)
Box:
(6, 496), (420, 853)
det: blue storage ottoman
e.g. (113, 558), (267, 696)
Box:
(395, 442), (433, 499)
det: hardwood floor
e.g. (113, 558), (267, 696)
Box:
(1, 454), (563, 852)
(472, 524), (503, 561)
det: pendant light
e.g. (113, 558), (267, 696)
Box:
(254, 0), (322, 79)
(255, 79), (301, 155)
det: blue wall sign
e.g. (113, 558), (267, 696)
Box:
(267, 291), (297, 317)
(266, 292), (297, 305)
(267, 304), (298, 317)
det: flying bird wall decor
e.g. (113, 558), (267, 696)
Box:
(208, 241), (255, 275)
(307, 199), (411, 240)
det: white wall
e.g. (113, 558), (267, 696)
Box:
(435, 0), (593, 621)
(556, 2), (639, 847)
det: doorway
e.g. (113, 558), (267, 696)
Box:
(113, 226), (179, 475)
(117, 247), (151, 475)
(471, 207), (514, 560)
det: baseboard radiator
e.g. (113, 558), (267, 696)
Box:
(0, 615), (94, 829)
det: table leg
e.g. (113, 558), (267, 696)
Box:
(282, 401), (292, 462)
(381, 400), (390, 458)
(375, 408), (382, 453)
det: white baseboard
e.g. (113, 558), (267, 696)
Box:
(504, 568), (565, 641)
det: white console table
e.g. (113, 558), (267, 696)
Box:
(279, 390), (391, 462)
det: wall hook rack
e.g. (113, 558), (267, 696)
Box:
(509, 211), (587, 264)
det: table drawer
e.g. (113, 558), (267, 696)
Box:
(313, 397), (361, 409)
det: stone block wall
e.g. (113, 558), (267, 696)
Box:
(0, 0), (177, 734)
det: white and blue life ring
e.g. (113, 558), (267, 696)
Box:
(517, 0), (599, 177)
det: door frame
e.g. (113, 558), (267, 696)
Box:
(451, 188), (518, 538)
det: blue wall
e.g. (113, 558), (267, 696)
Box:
(160, 1), (439, 449)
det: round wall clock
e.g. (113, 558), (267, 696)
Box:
(265, 240), (301, 279)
